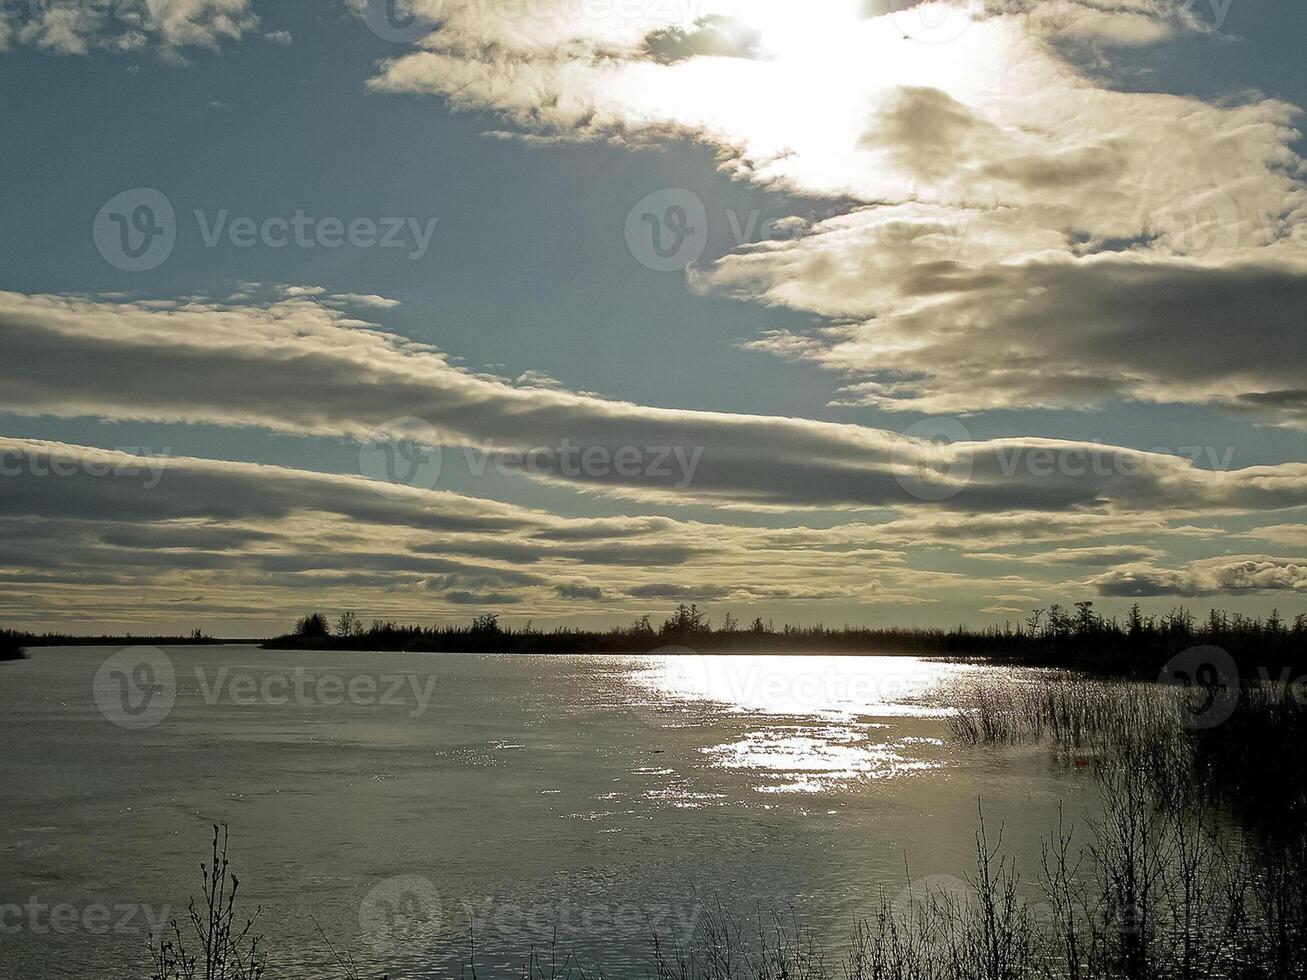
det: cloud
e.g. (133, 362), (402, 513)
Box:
(326, 292), (401, 309)
(979, 0), (1222, 46)
(3, 0), (259, 57)
(0, 437), (982, 626)
(712, 227), (1307, 423)
(642, 15), (764, 64)
(8, 435), (1163, 627)
(556, 582), (605, 600)
(627, 583), (732, 601)
(1092, 556), (1307, 596)
(360, 0), (1307, 426)
(444, 590), (523, 605)
(1231, 524), (1307, 549)
(530, 516), (682, 542)
(365, 0), (1298, 224)
(6, 291), (1307, 514)
(967, 545), (1165, 566)
(514, 369), (565, 389)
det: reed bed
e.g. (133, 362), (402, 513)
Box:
(642, 786), (1305, 980)
(152, 797), (1307, 980)
(948, 676), (1307, 817)
(947, 679), (1183, 749)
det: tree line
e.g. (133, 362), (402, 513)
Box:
(266, 602), (1307, 676)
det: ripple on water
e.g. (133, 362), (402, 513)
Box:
(639, 787), (728, 809)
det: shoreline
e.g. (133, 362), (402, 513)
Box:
(8, 600), (1306, 680)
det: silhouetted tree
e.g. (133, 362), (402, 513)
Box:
(1025, 608), (1045, 635)
(1046, 604), (1071, 638)
(1127, 604), (1145, 638)
(335, 611), (363, 638)
(661, 603), (710, 635)
(293, 613), (330, 637)
(470, 613), (501, 636)
(1073, 601), (1098, 635)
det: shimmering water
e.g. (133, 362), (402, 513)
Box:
(0, 647), (1100, 978)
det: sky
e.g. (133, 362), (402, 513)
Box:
(1, 0), (1305, 635)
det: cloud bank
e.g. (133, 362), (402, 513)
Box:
(362, 0), (1307, 424)
(1093, 556), (1307, 597)
(6, 290), (1307, 514)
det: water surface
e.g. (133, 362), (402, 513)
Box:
(0, 646), (1098, 978)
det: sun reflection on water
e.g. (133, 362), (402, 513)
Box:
(638, 653), (974, 718)
(636, 654), (972, 793)
(705, 725), (941, 793)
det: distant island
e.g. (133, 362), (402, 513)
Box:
(0, 627), (253, 653)
(263, 602), (1307, 678)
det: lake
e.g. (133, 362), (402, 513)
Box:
(0, 646), (1101, 979)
